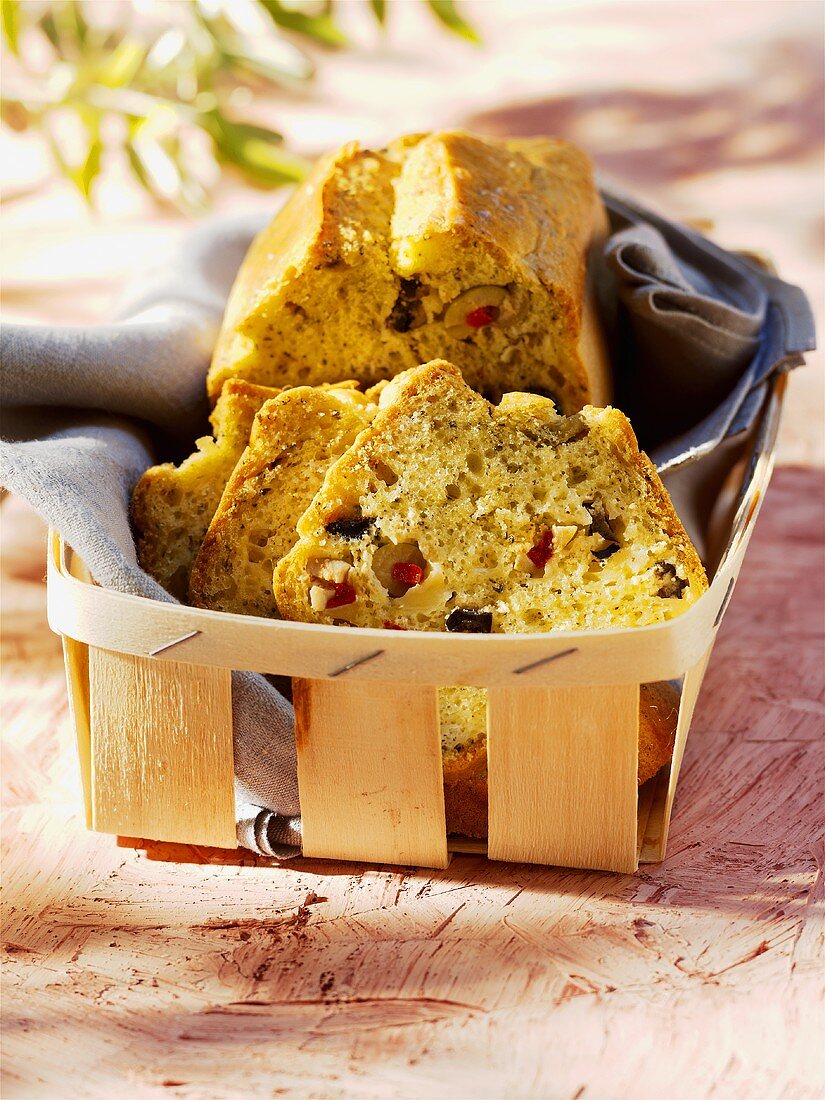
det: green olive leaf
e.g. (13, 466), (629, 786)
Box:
(256, 0), (349, 48)
(3, 0), (477, 208)
(223, 36), (314, 85)
(205, 112), (308, 185)
(369, 0), (387, 27)
(1, 0), (21, 56)
(426, 0), (481, 44)
(127, 114), (185, 203)
(75, 108), (102, 199)
(95, 36), (145, 88)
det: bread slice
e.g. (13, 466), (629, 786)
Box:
(131, 379), (280, 599)
(273, 360), (708, 633)
(189, 382), (382, 617)
(441, 682), (681, 838)
(208, 131), (610, 413)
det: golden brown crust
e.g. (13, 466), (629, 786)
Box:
(208, 146), (357, 402)
(444, 777), (488, 839)
(637, 680), (680, 785)
(394, 132), (611, 408)
(207, 131), (610, 412)
(207, 143), (400, 402)
(592, 407), (708, 588)
(442, 738), (488, 784)
(190, 383), (377, 616)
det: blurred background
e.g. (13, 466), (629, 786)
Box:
(1, 0), (822, 461)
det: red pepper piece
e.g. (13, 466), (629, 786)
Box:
(326, 581), (357, 609)
(527, 529), (554, 569)
(465, 305), (499, 329)
(383, 621), (407, 630)
(391, 562), (424, 587)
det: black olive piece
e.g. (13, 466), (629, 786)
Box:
(655, 562), (688, 598)
(387, 278), (424, 333)
(593, 541), (620, 560)
(446, 608), (493, 633)
(584, 496), (619, 543)
(519, 414), (589, 448)
(324, 516), (375, 539)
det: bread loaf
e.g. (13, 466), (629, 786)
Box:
(208, 131), (611, 412)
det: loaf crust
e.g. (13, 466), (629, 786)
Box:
(131, 379), (280, 599)
(208, 131), (610, 413)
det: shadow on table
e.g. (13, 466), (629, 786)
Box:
(462, 41), (823, 190)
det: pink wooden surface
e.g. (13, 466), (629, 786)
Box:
(1, 2), (823, 1095)
(2, 469), (823, 1098)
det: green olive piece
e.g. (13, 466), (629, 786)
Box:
(371, 541), (427, 597)
(443, 286), (508, 339)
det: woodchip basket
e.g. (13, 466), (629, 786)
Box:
(47, 376), (786, 874)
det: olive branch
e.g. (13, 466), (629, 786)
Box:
(1, 0), (479, 208)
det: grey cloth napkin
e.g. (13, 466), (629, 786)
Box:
(0, 190), (813, 859)
(606, 223), (762, 436)
(601, 185), (814, 470)
(1, 408), (301, 858)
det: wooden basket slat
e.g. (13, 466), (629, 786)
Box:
(62, 635), (93, 829)
(657, 644), (715, 858)
(46, 548), (732, 687)
(487, 683), (640, 872)
(60, 540), (95, 828)
(294, 679), (448, 868)
(89, 649), (237, 849)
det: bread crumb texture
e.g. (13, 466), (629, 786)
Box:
(189, 382), (382, 617)
(273, 361), (708, 633)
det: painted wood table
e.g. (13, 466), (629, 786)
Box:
(2, 3), (823, 1094)
(2, 467), (822, 1100)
